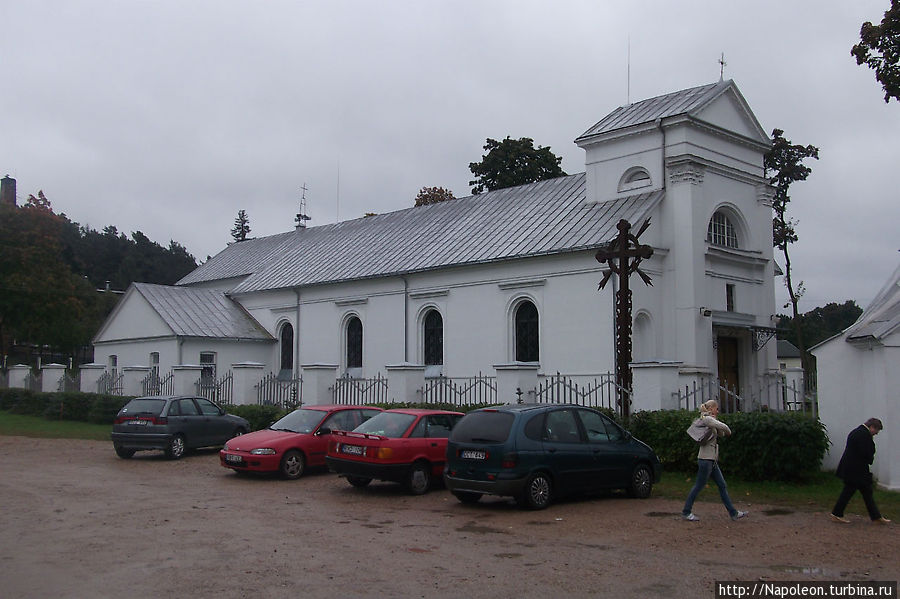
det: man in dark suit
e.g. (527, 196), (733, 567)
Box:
(830, 418), (890, 524)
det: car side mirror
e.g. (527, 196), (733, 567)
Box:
(219, 407), (226, 415)
(317, 427), (331, 435)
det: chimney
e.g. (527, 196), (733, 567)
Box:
(1, 175), (16, 207)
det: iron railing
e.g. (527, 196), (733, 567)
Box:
(534, 372), (627, 412)
(141, 371), (173, 396)
(421, 373), (497, 406)
(97, 371), (123, 395)
(331, 373), (388, 405)
(198, 371), (233, 405)
(256, 372), (302, 410)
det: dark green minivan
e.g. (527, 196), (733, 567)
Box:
(444, 404), (661, 509)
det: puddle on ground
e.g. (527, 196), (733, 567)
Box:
(762, 508), (794, 516)
(457, 522), (507, 535)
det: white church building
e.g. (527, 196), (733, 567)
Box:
(88, 79), (783, 410)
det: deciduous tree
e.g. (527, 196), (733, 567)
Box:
(468, 136), (566, 195)
(765, 129), (819, 376)
(415, 186), (456, 206)
(851, 0), (900, 103)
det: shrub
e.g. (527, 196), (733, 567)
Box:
(87, 395), (132, 424)
(43, 392), (94, 421)
(227, 404), (287, 431)
(627, 409), (829, 481)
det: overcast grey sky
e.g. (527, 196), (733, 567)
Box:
(2, 1), (897, 313)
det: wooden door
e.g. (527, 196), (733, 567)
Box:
(716, 337), (740, 411)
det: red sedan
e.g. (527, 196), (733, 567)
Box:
(325, 408), (463, 494)
(220, 405), (382, 479)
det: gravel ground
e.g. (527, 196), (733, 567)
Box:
(0, 436), (896, 599)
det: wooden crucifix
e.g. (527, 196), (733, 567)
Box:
(595, 218), (653, 419)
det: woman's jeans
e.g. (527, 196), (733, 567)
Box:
(682, 459), (738, 517)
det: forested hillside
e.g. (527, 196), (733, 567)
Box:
(0, 191), (198, 366)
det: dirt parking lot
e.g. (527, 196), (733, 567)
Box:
(0, 436), (897, 599)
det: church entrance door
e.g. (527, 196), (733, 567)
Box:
(716, 336), (740, 411)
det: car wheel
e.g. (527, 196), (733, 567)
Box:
(233, 427), (248, 438)
(406, 461), (431, 495)
(280, 450), (305, 480)
(347, 476), (372, 488)
(114, 444), (135, 459)
(517, 472), (552, 510)
(627, 464), (653, 499)
(165, 434), (186, 460)
(452, 491), (482, 504)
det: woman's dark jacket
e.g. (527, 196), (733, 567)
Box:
(835, 424), (876, 486)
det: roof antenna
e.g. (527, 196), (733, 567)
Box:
(295, 182), (311, 229)
(718, 52), (727, 81)
(627, 35), (631, 104)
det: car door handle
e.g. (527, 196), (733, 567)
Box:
(548, 448), (557, 453)
(430, 442), (438, 447)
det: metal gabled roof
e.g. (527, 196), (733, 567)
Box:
(845, 262), (900, 343)
(577, 80), (732, 141)
(212, 174), (663, 294)
(133, 283), (272, 340)
(177, 230), (298, 286)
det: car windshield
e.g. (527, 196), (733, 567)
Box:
(353, 412), (416, 438)
(120, 398), (166, 416)
(450, 411), (515, 443)
(269, 409), (327, 434)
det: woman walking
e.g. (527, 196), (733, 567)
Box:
(682, 399), (748, 522)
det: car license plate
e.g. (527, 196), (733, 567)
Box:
(461, 450), (486, 460)
(225, 454), (242, 464)
(128, 420), (149, 426)
(341, 445), (364, 455)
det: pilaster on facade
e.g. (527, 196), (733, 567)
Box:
(667, 160), (706, 186)
(756, 183), (775, 207)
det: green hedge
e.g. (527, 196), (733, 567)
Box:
(227, 404), (287, 431)
(627, 409), (830, 481)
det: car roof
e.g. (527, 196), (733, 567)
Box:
(474, 403), (587, 414)
(384, 408), (464, 416)
(298, 404), (383, 412)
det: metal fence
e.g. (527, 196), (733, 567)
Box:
(198, 371), (233, 405)
(674, 375), (817, 416)
(331, 373), (388, 405)
(57, 371), (79, 393)
(97, 371), (123, 395)
(256, 372), (302, 410)
(141, 371), (173, 396)
(534, 372), (627, 411)
(421, 373), (497, 406)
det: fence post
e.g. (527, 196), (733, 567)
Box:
(8, 365), (31, 390)
(122, 366), (150, 397)
(631, 361), (682, 412)
(173, 365), (204, 396)
(493, 363), (540, 405)
(78, 364), (107, 393)
(300, 363), (339, 405)
(386, 363), (426, 404)
(231, 362), (265, 405)
(40, 363), (67, 393)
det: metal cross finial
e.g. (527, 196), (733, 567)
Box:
(719, 53), (727, 80)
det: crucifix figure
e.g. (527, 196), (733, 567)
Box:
(595, 218), (654, 419)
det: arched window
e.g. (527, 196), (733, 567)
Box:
(618, 167), (652, 192)
(707, 210), (738, 249)
(515, 301), (539, 362)
(279, 323), (294, 377)
(346, 316), (363, 369)
(423, 310), (443, 366)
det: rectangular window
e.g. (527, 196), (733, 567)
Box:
(726, 284), (735, 312)
(200, 352), (217, 381)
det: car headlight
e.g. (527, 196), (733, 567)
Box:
(250, 448), (276, 455)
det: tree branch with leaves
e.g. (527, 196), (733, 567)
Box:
(468, 136), (566, 195)
(765, 129), (819, 376)
(851, 0), (900, 103)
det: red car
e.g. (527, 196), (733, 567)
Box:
(325, 408), (464, 494)
(220, 405), (382, 479)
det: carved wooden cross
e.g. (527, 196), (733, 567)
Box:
(595, 218), (653, 419)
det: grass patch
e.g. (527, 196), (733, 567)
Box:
(0, 410), (112, 441)
(654, 469), (900, 516)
